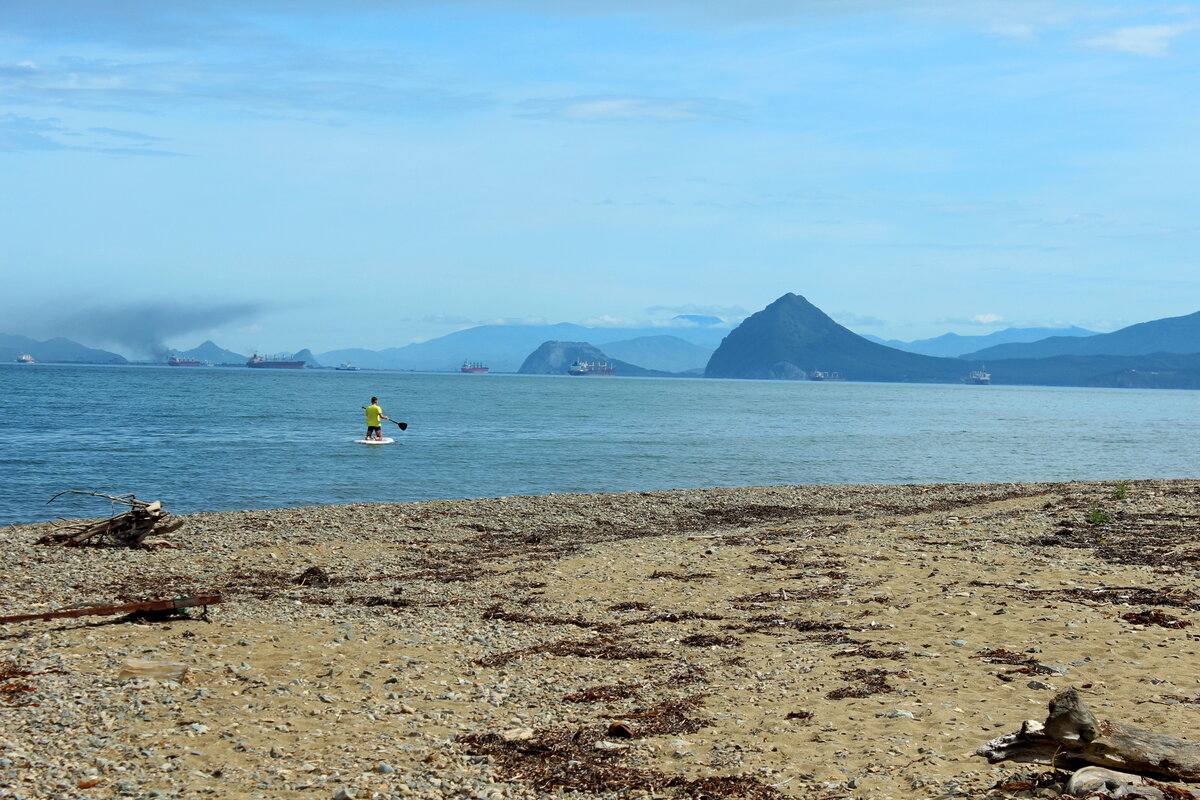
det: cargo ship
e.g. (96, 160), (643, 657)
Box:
(460, 361), (489, 373)
(965, 368), (991, 385)
(168, 355), (201, 367)
(247, 353), (306, 369)
(335, 363), (360, 371)
(568, 360), (615, 376)
(15, 353), (35, 364)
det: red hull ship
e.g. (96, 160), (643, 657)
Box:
(461, 361), (489, 373)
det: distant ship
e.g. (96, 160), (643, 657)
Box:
(966, 368), (991, 385)
(460, 361), (489, 373)
(335, 363), (360, 371)
(168, 355), (201, 367)
(809, 370), (845, 381)
(568, 360), (615, 376)
(247, 354), (306, 370)
(15, 353), (35, 364)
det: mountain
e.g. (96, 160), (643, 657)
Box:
(705, 294), (971, 382)
(967, 311), (1200, 360)
(320, 321), (730, 372)
(172, 340), (246, 365)
(517, 341), (682, 377)
(884, 326), (1095, 358)
(598, 335), (713, 373)
(1, 333), (127, 364)
(987, 352), (1200, 389)
(293, 348), (322, 368)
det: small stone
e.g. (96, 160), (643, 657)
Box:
(1028, 680), (1054, 691)
(376, 763), (395, 774)
(950, 639), (967, 647)
(332, 788), (355, 800)
(500, 727), (534, 742)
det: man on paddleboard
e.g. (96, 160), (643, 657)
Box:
(364, 397), (392, 441)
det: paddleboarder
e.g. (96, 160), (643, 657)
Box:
(364, 397), (392, 441)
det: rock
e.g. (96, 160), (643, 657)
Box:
(499, 727), (534, 742)
(118, 659), (188, 682)
(594, 740), (628, 750)
(332, 788), (355, 800)
(1027, 680), (1054, 691)
(1067, 766), (1160, 799)
(376, 763), (395, 774)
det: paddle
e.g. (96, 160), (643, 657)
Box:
(362, 407), (408, 431)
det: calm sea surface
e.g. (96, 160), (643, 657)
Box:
(1, 363), (1197, 524)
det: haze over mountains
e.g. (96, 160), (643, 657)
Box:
(6, 299), (1200, 389)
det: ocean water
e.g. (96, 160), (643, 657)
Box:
(1, 363), (1197, 524)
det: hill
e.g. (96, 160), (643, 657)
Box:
(171, 340), (246, 365)
(320, 321), (729, 372)
(704, 294), (972, 382)
(967, 310), (1200, 360)
(1, 333), (127, 364)
(987, 352), (1200, 388)
(517, 341), (682, 377)
(597, 335), (713, 373)
(876, 326), (1095, 358)
(293, 349), (322, 369)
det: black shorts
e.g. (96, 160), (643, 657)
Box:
(367, 426), (381, 434)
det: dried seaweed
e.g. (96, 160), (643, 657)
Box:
(624, 610), (725, 626)
(483, 604), (615, 632)
(293, 566), (332, 586)
(608, 601), (652, 612)
(1122, 609), (1192, 629)
(474, 637), (666, 667)
(649, 571), (716, 582)
(459, 727), (782, 799)
(832, 646), (906, 660)
(730, 587), (840, 608)
(602, 694), (712, 737)
(564, 683), (644, 703)
(973, 648), (1038, 667)
(785, 710), (813, 720)
(680, 634), (742, 648)
(826, 668), (904, 700)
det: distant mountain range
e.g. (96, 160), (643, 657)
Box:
(863, 326), (1095, 358)
(706, 293), (1200, 389)
(964, 310), (1200, 360)
(318, 318), (727, 372)
(0, 333), (127, 364)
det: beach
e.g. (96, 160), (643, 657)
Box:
(2, 480), (1198, 800)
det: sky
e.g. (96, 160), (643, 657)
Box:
(2, 0), (1198, 357)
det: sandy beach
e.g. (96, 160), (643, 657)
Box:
(2, 479), (1198, 800)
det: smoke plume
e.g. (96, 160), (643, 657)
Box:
(47, 301), (262, 360)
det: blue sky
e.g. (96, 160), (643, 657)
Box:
(2, 1), (1198, 356)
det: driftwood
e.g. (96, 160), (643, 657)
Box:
(38, 491), (184, 547)
(978, 688), (1200, 782)
(0, 594), (223, 624)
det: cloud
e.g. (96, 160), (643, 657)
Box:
(88, 126), (168, 142)
(832, 311), (888, 327)
(40, 300), (263, 359)
(936, 313), (1006, 326)
(0, 113), (180, 156)
(419, 314), (483, 325)
(519, 96), (737, 123)
(1082, 23), (1196, 57)
(645, 303), (749, 318)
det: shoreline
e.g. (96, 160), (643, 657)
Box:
(3, 479), (1199, 799)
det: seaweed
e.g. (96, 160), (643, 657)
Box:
(826, 667), (905, 700)
(474, 637), (666, 667)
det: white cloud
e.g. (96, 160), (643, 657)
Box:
(520, 96), (736, 123)
(1082, 23), (1196, 57)
(972, 313), (1004, 324)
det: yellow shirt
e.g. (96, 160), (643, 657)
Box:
(365, 405), (383, 426)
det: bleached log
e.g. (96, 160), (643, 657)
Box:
(978, 688), (1200, 781)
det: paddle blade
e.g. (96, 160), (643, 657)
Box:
(397, 422), (408, 431)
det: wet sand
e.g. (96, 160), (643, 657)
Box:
(2, 479), (1198, 799)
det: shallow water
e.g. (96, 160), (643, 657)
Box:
(1, 363), (1197, 523)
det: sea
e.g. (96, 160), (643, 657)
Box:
(1, 363), (1197, 524)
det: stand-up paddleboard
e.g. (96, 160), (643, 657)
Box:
(355, 437), (395, 445)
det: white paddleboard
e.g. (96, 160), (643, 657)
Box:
(355, 437), (395, 445)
